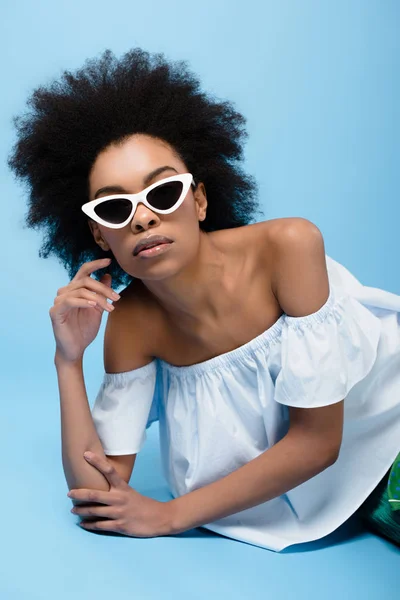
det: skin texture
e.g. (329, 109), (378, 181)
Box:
(71, 134), (345, 538)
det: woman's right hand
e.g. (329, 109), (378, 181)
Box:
(49, 258), (121, 363)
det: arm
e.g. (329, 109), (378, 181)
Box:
(168, 219), (344, 534)
(56, 355), (120, 506)
(57, 291), (147, 506)
(168, 415), (342, 535)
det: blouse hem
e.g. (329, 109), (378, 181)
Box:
(102, 445), (144, 456)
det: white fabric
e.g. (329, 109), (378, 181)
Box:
(91, 254), (400, 551)
(91, 364), (157, 455)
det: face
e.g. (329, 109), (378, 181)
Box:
(87, 134), (208, 281)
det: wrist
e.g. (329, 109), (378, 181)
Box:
(54, 351), (83, 370)
(163, 499), (180, 536)
(164, 498), (184, 536)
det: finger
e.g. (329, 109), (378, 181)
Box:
(68, 487), (111, 504)
(55, 289), (115, 313)
(83, 275), (118, 301)
(49, 295), (111, 322)
(72, 504), (117, 519)
(79, 289), (116, 313)
(57, 277), (119, 303)
(80, 519), (125, 534)
(71, 258), (112, 282)
(83, 452), (126, 488)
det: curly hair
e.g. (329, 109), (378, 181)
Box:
(7, 47), (264, 289)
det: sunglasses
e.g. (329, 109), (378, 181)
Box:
(81, 173), (196, 229)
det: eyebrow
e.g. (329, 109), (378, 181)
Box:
(93, 166), (179, 200)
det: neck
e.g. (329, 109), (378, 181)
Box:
(141, 230), (231, 329)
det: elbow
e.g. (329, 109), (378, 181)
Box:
(287, 425), (342, 467)
(321, 443), (341, 468)
(298, 435), (341, 471)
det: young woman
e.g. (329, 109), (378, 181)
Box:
(8, 47), (400, 552)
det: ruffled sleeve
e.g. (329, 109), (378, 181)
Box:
(91, 359), (158, 455)
(274, 288), (382, 408)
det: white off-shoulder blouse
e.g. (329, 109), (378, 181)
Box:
(91, 255), (400, 552)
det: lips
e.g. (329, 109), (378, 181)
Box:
(137, 242), (170, 255)
(133, 235), (173, 256)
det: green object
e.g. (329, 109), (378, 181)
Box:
(356, 451), (400, 546)
(387, 451), (400, 512)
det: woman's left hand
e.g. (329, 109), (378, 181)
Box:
(67, 451), (173, 537)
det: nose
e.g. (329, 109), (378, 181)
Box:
(130, 201), (160, 231)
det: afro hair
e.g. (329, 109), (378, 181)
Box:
(7, 47), (264, 289)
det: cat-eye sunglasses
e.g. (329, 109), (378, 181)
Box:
(81, 173), (196, 229)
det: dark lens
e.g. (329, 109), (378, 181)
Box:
(147, 181), (183, 210)
(94, 199), (132, 224)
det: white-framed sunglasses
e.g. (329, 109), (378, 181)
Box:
(81, 173), (196, 229)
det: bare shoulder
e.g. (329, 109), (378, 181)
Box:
(253, 217), (323, 292)
(103, 280), (160, 373)
(211, 218), (320, 297)
(256, 217), (321, 245)
(265, 217), (329, 316)
(232, 217), (319, 265)
(264, 217), (324, 259)
(225, 217), (319, 250)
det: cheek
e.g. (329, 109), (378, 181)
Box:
(177, 198), (200, 223)
(99, 230), (125, 256)
(99, 221), (126, 240)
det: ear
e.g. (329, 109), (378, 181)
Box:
(88, 219), (110, 251)
(194, 182), (207, 221)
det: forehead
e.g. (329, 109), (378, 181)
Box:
(88, 134), (185, 194)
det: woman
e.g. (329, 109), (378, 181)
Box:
(8, 47), (400, 552)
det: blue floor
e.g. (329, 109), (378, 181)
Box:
(3, 375), (399, 600)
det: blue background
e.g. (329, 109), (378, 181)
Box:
(2, 1), (399, 598)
